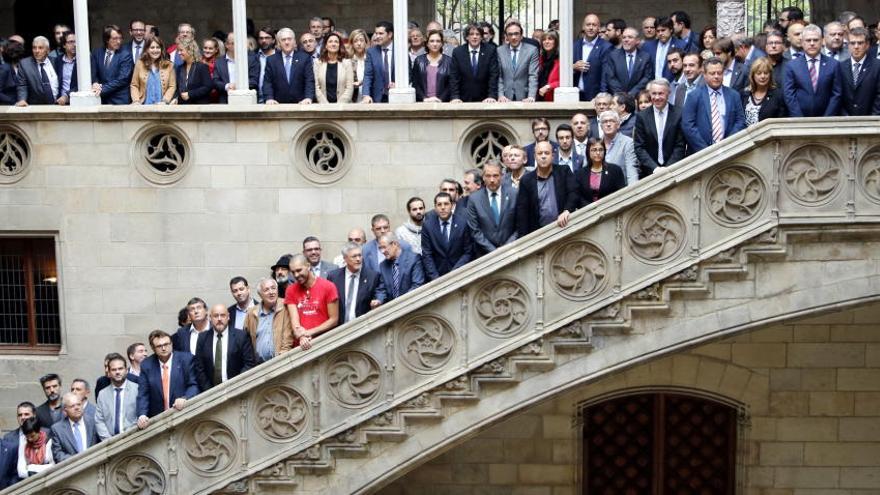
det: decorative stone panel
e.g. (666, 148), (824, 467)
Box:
(326, 351), (382, 407)
(549, 241), (609, 300)
(625, 203), (687, 263)
(0, 125), (32, 184)
(132, 124), (192, 185)
(459, 122), (517, 169)
(253, 385), (309, 442)
(108, 454), (166, 495)
(291, 123), (352, 184)
(182, 420), (238, 475)
(858, 145), (880, 204)
(705, 164), (766, 226)
(473, 278), (530, 337)
(781, 144), (843, 206)
(396, 314), (456, 374)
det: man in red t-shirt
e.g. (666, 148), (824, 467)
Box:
(284, 254), (339, 350)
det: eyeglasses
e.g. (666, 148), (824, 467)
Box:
(154, 342), (172, 349)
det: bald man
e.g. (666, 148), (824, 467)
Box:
(192, 304), (256, 391)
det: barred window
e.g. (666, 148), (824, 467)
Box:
(0, 238), (61, 353)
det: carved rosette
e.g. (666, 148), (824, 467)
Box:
(109, 455), (166, 495)
(292, 123), (353, 184)
(858, 146), (880, 204)
(706, 165), (766, 225)
(253, 385), (309, 442)
(473, 278), (530, 337)
(326, 351), (382, 407)
(0, 127), (31, 184)
(549, 241), (609, 300)
(626, 203), (687, 263)
(397, 314), (456, 373)
(781, 144), (842, 205)
(182, 420), (238, 475)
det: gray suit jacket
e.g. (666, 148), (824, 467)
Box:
(50, 416), (100, 462)
(467, 185), (519, 256)
(604, 133), (640, 186)
(496, 43), (539, 101)
(311, 260), (336, 279)
(95, 379), (139, 441)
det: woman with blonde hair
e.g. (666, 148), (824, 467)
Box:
(741, 57), (786, 126)
(348, 29), (369, 102)
(174, 38), (213, 104)
(314, 32), (354, 103)
(130, 37), (176, 104)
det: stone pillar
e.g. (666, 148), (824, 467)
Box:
(228, 0), (257, 104)
(717, 0), (746, 37)
(554, 0), (579, 103)
(389, 0), (416, 103)
(70, 0), (100, 106)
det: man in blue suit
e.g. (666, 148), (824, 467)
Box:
(51, 392), (100, 462)
(681, 57), (745, 154)
(574, 13), (612, 101)
(0, 402), (37, 488)
(363, 214), (413, 273)
(377, 233), (424, 301)
(212, 32), (260, 104)
(193, 305), (256, 392)
(90, 25), (132, 104)
(671, 11), (700, 54)
(263, 27), (315, 104)
(783, 24), (842, 117)
(467, 162), (518, 257)
(136, 330), (199, 429)
(838, 27), (880, 116)
(602, 28), (653, 96)
(362, 21), (395, 103)
(450, 23), (500, 103)
(641, 17), (686, 82)
(422, 192), (473, 282)
(326, 243), (385, 323)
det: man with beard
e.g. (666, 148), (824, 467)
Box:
(672, 52), (703, 107)
(256, 26), (276, 102)
(285, 255), (339, 350)
(270, 254), (293, 296)
(245, 278), (293, 364)
(95, 354), (139, 441)
(395, 197), (426, 254)
(35, 374), (63, 428)
(604, 19), (625, 48)
(227, 276), (257, 331)
(666, 48), (685, 101)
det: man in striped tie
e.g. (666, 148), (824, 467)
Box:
(681, 57), (746, 153)
(783, 23), (843, 117)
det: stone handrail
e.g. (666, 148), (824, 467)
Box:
(5, 116), (879, 495)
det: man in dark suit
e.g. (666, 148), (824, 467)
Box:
(554, 124), (584, 173)
(422, 192), (474, 281)
(35, 374), (63, 429)
(378, 233), (424, 301)
(120, 20), (148, 69)
(783, 24), (842, 117)
(467, 161), (518, 257)
(52, 31), (77, 105)
(450, 23), (500, 103)
(362, 21), (395, 103)
(681, 57), (746, 153)
(90, 25), (133, 104)
(193, 304), (256, 392)
(602, 27), (653, 95)
(641, 17), (686, 82)
(670, 11), (700, 54)
(302, 237), (336, 279)
(228, 276), (257, 331)
(523, 117), (559, 167)
(172, 297), (211, 354)
(136, 330), (200, 428)
(327, 243), (385, 324)
(363, 214), (413, 272)
(51, 392), (100, 462)
(711, 37), (748, 94)
(839, 27), (880, 116)
(14, 36), (59, 106)
(263, 27), (315, 104)
(574, 13), (612, 101)
(515, 141), (576, 237)
(0, 402), (37, 488)
(634, 79), (687, 176)
(213, 32), (260, 104)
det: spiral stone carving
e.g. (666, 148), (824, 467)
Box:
(550, 241), (608, 300)
(626, 203), (687, 262)
(182, 420), (237, 474)
(474, 279), (530, 337)
(781, 145), (842, 205)
(305, 130), (346, 175)
(859, 146), (880, 203)
(706, 165), (765, 225)
(397, 315), (455, 373)
(144, 134), (186, 174)
(109, 455), (165, 495)
(254, 385), (308, 441)
(326, 351), (381, 406)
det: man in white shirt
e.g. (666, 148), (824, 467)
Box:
(95, 354), (139, 441)
(50, 393), (98, 461)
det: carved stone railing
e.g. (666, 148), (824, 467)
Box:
(5, 117), (880, 495)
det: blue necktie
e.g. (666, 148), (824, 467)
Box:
(627, 53), (634, 78)
(114, 387), (122, 435)
(510, 48), (518, 71)
(441, 221), (450, 242)
(490, 192), (500, 223)
(392, 261), (401, 299)
(471, 50), (479, 76)
(284, 55), (292, 84)
(72, 421), (83, 453)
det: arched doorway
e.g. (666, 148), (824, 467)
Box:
(581, 392), (739, 495)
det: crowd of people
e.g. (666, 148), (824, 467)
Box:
(2, 4), (880, 488)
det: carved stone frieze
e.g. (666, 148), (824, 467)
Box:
(473, 279), (530, 337)
(549, 241), (609, 300)
(716, 0), (745, 37)
(626, 203), (687, 263)
(858, 146), (880, 203)
(706, 165), (766, 225)
(781, 144), (842, 205)
(326, 351), (382, 407)
(397, 314), (455, 373)
(182, 420), (237, 475)
(253, 385), (309, 441)
(109, 455), (166, 495)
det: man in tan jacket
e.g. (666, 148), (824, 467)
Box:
(244, 278), (294, 364)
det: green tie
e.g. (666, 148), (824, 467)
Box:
(213, 332), (223, 386)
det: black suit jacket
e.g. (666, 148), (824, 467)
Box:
(0, 429), (21, 488)
(411, 53), (453, 102)
(326, 267), (385, 323)
(421, 211), (474, 281)
(741, 87), (788, 121)
(838, 57), (880, 116)
(176, 62), (213, 104)
(261, 51), (316, 103)
(0, 64), (17, 104)
(450, 42), (500, 102)
(569, 163), (627, 210)
(193, 328), (256, 392)
(35, 401), (62, 429)
(212, 53), (260, 103)
(602, 48), (653, 95)
(515, 165), (575, 237)
(633, 105), (687, 175)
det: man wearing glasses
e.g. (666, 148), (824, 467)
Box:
(497, 20), (538, 102)
(136, 330), (199, 429)
(122, 20), (147, 69)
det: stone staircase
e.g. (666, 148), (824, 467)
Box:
(6, 117), (880, 495)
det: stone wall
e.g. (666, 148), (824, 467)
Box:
(378, 302), (880, 494)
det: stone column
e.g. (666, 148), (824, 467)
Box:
(554, 0), (579, 103)
(389, 0), (415, 103)
(70, 0), (100, 106)
(717, 0), (746, 37)
(228, 0), (257, 104)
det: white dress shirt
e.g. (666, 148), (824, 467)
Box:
(653, 104), (668, 164)
(344, 269), (361, 323)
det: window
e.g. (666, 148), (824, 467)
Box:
(0, 237), (60, 353)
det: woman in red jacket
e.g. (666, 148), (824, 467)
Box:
(537, 30), (559, 101)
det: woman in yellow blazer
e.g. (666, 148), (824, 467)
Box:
(313, 32), (353, 103)
(130, 37), (176, 104)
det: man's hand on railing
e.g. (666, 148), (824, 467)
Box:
(556, 210), (571, 228)
(137, 415), (150, 429)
